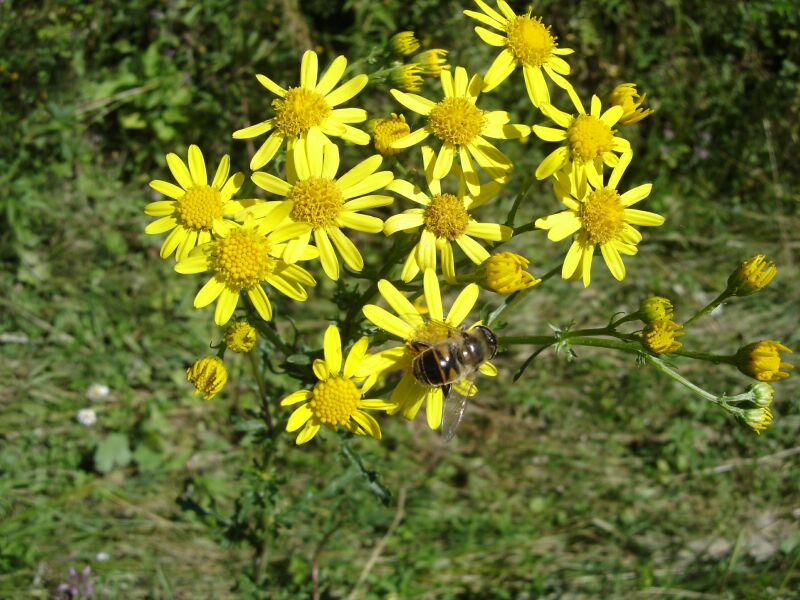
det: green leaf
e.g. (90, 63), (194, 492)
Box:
(94, 433), (132, 474)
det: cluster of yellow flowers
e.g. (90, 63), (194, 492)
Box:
(143, 0), (791, 443)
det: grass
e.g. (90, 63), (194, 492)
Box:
(1, 0), (799, 598)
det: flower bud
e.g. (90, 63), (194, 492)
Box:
(390, 63), (424, 92)
(741, 406), (773, 434)
(187, 356), (227, 400)
(734, 341), (793, 382)
(746, 382), (775, 407)
(371, 113), (411, 156)
(605, 83), (654, 125)
(641, 319), (684, 354)
(482, 252), (541, 294)
(726, 254), (777, 296)
(638, 296), (673, 324)
(389, 31), (420, 56)
(225, 321), (257, 353)
(413, 49), (449, 76)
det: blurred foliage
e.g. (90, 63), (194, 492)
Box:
(0, 0), (798, 597)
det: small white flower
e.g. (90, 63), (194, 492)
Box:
(86, 383), (110, 401)
(96, 552), (110, 562)
(76, 408), (97, 426)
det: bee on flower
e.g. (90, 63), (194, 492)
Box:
(362, 269), (498, 431)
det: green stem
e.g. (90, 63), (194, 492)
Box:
(248, 351), (274, 434)
(683, 291), (731, 327)
(672, 349), (735, 364)
(641, 354), (720, 404)
(505, 173), (536, 228)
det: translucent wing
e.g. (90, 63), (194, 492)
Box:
(440, 385), (469, 442)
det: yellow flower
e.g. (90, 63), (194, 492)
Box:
(605, 83), (654, 125)
(390, 31), (420, 56)
(535, 151), (664, 286)
(735, 341), (793, 382)
(641, 320), (684, 354)
(727, 254), (777, 296)
(144, 145), (247, 261)
(384, 146), (512, 282)
(533, 94), (631, 194)
(482, 251), (541, 294)
(187, 356), (227, 400)
(372, 113), (411, 156)
(741, 406), (773, 435)
(281, 325), (395, 444)
(389, 66), (530, 195)
(390, 63), (424, 92)
(225, 321), (257, 353)
(638, 296), (673, 324)
(464, 0), (575, 107)
(413, 49), (450, 77)
(747, 382), (775, 407)
(233, 50), (370, 170)
(362, 269), (498, 430)
(247, 140), (394, 281)
(174, 215), (317, 325)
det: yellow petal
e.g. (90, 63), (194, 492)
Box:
(378, 279), (423, 328)
(328, 226), (364, 271)
(325, 74), (368, 107)
(315, 228), (340, 280)
(250, 131), (285, 171)
(316, 55), (347, 96)
(423, 268), (443, 321)
(214, 287), (239, 325)
(300, 50), (318, 89)
(482, 48), (515, 92)
(455, 234), (490, 265)
(426, 387), (444, 430)
(337, 211), (384, 233)
(362, 304), (414, 339)
(447, 283), (479, 327)
(287, 403), (313, 432)
(475, 26), (506, 46)
(247, 285), (273, 321)
(390, 89), (436, 116)
(193, 276), (225, 307)
(281, 390), (313, 406)
(149, 180), (185, 199)
(145, 215), (177, 234)
(166, 153), (192, 189)
(251, 172), (292, 196)
(255, 73), (286, 97)
(344, 336), (369, 379)
(323, 324), (342, 375)
(187, 145), (207, 186)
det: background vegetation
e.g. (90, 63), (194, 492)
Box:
(1, 0), (798, 597)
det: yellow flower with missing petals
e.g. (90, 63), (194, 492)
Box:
(727, 254), (777, 296)
(281, 325), (395, 444)
(413, 49), (450, 77)
(735, 341), (793, 382)
(372, 113), (411, 156)
(483, 251), (541, 294)
(233, 51), (370, 170)
(384, 146), (512, 282)
(464, 0), (575, 106)
(247, 140), (394, 281)
(533, 94), (631, 194)
(641, 320), (684, 354)
(535, 151), (664, 286)
(144, 145), (248, 261)
(390, 31), (420, 56)
(225, 321), (257, 353)
(390, 66), (529, 195)
(362, 269), (498, 431)
(187, 356), (227, 400)
(175, 215), (317, 325)
(606, 83), (654, 125)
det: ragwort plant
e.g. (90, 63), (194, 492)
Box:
(141, 0), (792, 581)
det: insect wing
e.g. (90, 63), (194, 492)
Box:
(440, 388), (468, 442)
